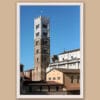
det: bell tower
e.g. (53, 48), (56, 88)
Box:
(34, 16), (50, 81)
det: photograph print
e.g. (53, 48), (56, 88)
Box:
(17, 2), (83, 99)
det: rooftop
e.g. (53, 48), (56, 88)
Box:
(59, 48), (80, 55)
(47, 68), (80, 74)
(23, 80), (63, 86)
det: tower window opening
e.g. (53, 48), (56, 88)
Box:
(43, 40), (48, 45)
(43, 32), (48, 37)
(42, 24), (47, 28)
(36, 24), (39, 29)
(36, 41), (39, 45)
(37, 58), (39, 62)
(36, 49), (39, 54)
(36, 32), (39, 37)
(43, 49), (48, 54)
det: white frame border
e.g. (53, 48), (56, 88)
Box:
(17, 2), (84, 99)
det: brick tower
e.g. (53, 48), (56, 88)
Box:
(34, 16), (50, 81)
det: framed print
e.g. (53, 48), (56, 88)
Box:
(17, 2), (83, 99)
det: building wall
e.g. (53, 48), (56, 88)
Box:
(24, 71), (31, 79)
(20, 72), (24, 78)
(58, 50), (80, 61)
(46, 69), (80, 92)
(24, 70), (33, 80)
(46, 49), (80, 72)
(64, 73), (80, 91)
(32, 70), (35, 81)
(67, 61), (80, 69)
(46, 69), (63, 84)
(46, 59), (80, 72)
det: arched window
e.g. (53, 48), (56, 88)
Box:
(37, 58), (39, 62)
(36, 49), (39, 54)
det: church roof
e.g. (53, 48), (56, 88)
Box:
(59, 48), (80, 55)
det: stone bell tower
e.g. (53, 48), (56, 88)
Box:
(34, 16), (50, 81)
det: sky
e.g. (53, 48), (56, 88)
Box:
(20, 5), (80, 70)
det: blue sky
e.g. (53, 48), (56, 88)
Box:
(20, 5), (80, 70)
